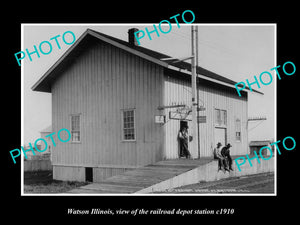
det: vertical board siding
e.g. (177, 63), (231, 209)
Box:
(50, 36), (248, 181)
(163, 74), (248, 159)
(164, 76), (192, 159)
(52, 40), (164, 170)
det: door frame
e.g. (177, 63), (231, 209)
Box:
(178, 120), (190, 158)
(214, 127), (227, 147)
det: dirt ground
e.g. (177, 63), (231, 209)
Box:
(24, 171), (274, 194)
(24, 171), (88, 194)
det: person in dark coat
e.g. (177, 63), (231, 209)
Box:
(221, 143), (233, 171)
(178, 126), (191, 159)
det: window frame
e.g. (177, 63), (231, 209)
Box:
(214, 108), (227, 128)
(70, 113), (81, 144)
(235, 117), (242, 142)
(121, 109), (136, 142)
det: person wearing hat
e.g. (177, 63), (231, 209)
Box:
(213, 142), (227, 172)
(178, 126), (191, 159)
(221, 143), (233, 171)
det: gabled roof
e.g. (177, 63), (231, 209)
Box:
(32, 28), (263, 95)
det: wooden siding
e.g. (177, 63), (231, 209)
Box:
(163, 72), (248, 159)
(163, 75), (192, 159)
(51, 39), (164, 170)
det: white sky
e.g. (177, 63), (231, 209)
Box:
(23, 24), (275, 145)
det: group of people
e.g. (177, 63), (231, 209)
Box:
(214, 142), (233, 172)
(178, 126), (234, 173)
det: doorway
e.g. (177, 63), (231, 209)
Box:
(178, 120), (189, 158)
(214, 127), (226, 148)
(85, 167), (93, 182)
(180, 120), (188, 131)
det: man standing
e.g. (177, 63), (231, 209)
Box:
(178, 126), (191, 159)
(214, 142), (227, 172)
(221, 143), (233, 171)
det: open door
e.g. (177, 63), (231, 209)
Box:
(178, 121), (188, 157)
(180, 121), (188, 133)
(178, 120), (193, 158)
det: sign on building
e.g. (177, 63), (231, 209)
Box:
(197, 116), (206, 123)
(169, 106), (192, 121)
(155, 115), (166, 124)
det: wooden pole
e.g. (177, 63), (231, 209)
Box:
(191, 25), (199, 159)
(195, 26), (200, 159)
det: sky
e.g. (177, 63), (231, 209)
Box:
(23, 24), (275, 145)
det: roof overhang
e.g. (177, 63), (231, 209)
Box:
(167, 65), (263, 95)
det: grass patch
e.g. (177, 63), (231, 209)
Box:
(24, 171), (88, 194)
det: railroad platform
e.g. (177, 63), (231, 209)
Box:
(66, 155), (274, 194)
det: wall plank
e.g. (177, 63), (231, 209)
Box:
(52, 40), (164, 172)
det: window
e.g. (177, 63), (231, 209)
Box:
(235, 118), (241, 141)
(122, 109), (135, 141)
(71, 115), (80, 142)
(215, 109), (227, 126)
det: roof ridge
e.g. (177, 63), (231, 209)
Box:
(87, 29), (241, 86)
(32, 28), (263, 95)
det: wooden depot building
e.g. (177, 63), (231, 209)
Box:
(32, 28), (262, 182)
